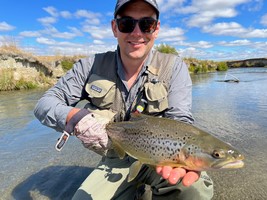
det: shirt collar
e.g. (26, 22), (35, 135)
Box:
(116, 46), (154, 80)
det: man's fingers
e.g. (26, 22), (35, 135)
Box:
(156, 166), (199, 187)
(156, 166), (163, 175)
(182, 171), (200, 187)
(162, 166), (172, 179)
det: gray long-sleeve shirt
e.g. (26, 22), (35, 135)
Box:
(34, 49), (194, 132)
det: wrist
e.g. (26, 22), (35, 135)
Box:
(65, 108), (90, 135)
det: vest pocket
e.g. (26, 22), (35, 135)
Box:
(144, 82), (168, 113)
(85, 74), (116, 109)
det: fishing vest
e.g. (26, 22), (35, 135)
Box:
(84, 50), (177, 122)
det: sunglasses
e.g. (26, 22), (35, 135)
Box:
(115, 17), (158, 34)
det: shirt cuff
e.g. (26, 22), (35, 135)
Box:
(64, 109), (90, 135)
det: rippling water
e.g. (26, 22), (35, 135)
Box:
(191, 68), (267, 200)
(0, 68), (267, 199)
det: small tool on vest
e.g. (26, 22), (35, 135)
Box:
(135, 98), (147, 113)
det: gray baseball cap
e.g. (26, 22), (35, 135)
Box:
(114, 0), (159, 18)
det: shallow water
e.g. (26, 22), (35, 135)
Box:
(0, 68), (267, 199)
(191, 68), (267, 200)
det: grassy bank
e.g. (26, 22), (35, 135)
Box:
(0, 68), (54, 91)
(0, 45), (85, 91)
(185, 57), (228, 74)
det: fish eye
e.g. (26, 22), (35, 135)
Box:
(212, 150), (225, 159)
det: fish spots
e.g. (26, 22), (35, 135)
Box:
(185, 144), (200, 155)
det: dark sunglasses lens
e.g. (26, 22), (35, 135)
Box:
(116, 17), (157, 33)
(139, 18), (157, 33)
(117, 18), (136, 33)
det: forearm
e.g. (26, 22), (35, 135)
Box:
(34, 57), (93, 132)
(164, 57), (194, 124)
(34, 84), (79, 132)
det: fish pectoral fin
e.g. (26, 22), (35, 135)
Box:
(128, 161), (143, 182)
(112, 142), (126, 159)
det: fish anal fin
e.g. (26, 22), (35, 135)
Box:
(128, 161), (143, 182)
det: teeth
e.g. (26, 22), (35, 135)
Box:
(130, 42), (143, 45)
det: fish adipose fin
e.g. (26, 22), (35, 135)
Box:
(128, 160), (143, 182)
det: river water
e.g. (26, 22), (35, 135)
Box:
(0, 68), (267, 200)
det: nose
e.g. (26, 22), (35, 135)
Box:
(130, 22), (142, 35)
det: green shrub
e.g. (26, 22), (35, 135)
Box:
(14, 79), (38, 90)
(217, 62), (228, 71)
(61, 60), (74, 72)
(0, 68), (47, 91)
(155, 44), (178, 55)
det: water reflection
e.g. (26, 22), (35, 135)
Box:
(0, 89), (44, 134)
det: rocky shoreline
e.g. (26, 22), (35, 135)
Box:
(0, 49), (266, 91)
(227, 58), (267, 68)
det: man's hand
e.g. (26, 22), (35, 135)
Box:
(156, 166), (199, 186)
(74, 113), (111, 156)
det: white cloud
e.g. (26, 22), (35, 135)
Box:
(36, 37), (56, 45)
(37, 17), (57, 26)
(260, 13), (267, 26)
(0, 21), (15, 31)
(157, 0), (185, 12)
(67, 27), (84, 37)
(168, 40), (213, 49)
(34, 36), (116, 55)
(168, 0), (250, 27)
(42, 26), (83, 39)
(75, 10), (101, 19)
(219, 39), (251, 46)
(82, 25), (113, 40)
(93, 40), (105, 45)
(157, 26), (185, 42)
(19, 31), (41, 37)
(43, 6), (58, 17)
(245, 0), (263, 12)
(203, 22), (267, 38)
(60, 11), (72, 19)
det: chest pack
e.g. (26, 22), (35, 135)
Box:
(84, 50), (177, 121)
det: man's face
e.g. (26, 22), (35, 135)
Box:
(112, 0), (160, 62)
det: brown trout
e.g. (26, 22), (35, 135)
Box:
(106, 113), (244, 182)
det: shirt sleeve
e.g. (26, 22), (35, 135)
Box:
(34, 56), (94, 132)
(164, 56), (194, 124)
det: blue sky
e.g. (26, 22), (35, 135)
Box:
(0, 0), (266, 60)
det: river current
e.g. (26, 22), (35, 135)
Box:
(0, 68), (266, 199)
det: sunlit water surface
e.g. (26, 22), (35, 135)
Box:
(0, 68), (266, 199)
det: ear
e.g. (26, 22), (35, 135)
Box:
(111, 20), (118, 38)
(153, 21), (160, 39)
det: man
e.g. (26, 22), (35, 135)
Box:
(34, 0), (213, 199)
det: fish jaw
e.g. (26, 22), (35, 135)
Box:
(220, 160), (244, 169)
(212, 153), (245, 169)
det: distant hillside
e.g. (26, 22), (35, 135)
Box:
(227, 58), (267, 68)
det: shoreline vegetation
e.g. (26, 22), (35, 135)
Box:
(0, 44), (266, 91)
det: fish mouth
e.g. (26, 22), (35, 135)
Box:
(220, 160), (244, 169)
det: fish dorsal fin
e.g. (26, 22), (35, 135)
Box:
(112, 142), (126, 159)
(128, 160), (143, 182)
(129, 113), (147, 121)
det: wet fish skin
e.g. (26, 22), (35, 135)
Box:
(106, 113), (244, 181)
